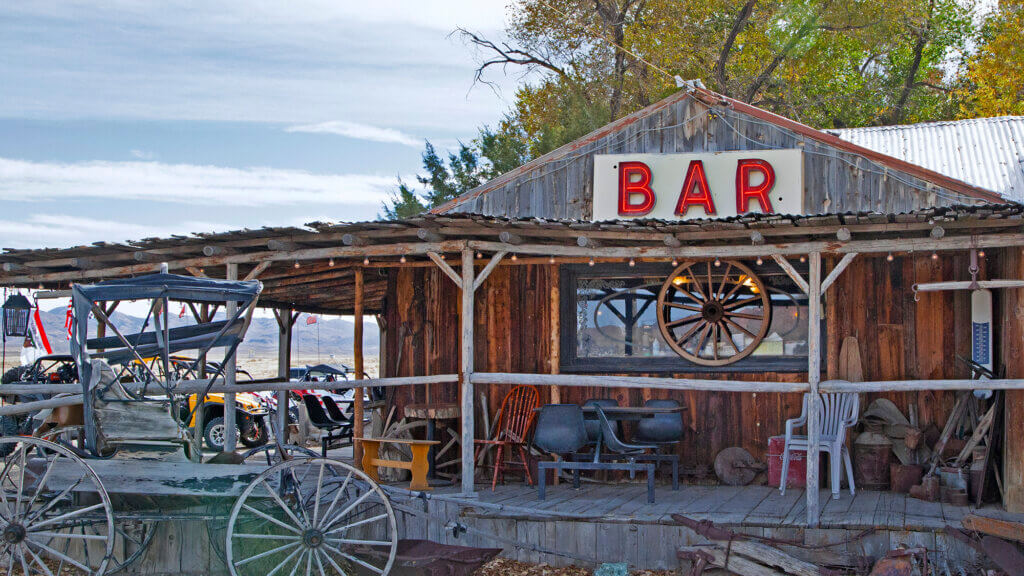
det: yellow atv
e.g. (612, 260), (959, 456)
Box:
(128, 356), (270, 450)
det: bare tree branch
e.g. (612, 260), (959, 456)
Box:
(453, 27), (569, 90)
(714, 0), (758, 97)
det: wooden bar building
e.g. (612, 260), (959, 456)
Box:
(3, 84), (1024, 570)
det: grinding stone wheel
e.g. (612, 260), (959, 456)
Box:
(715, 446), (759, 486)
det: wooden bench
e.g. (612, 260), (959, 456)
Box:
(357, 437), (440, 491)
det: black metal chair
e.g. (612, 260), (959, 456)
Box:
(634, 399), (684, 445)
(591, 404), (680, 491)
(533, 404), (656, 503)
(301, 394), (352, 456)
(321, 396), (353, 424)
(582, 398), (620, 445)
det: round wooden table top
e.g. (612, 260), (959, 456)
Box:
(404, 402), (461, 420)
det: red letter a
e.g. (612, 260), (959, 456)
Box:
(674, 160), (716, 216)
(736, 159), (776, 213)
(618, 161), (655, 215)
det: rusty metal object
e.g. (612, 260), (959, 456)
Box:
(677, 548), (714, 576)
(890, 464), (923, 494)
(980, 536), (1024, 576)
(854, 423), (892, 490)
(714, 447), (764, 486)
(868, 548), (928, 576)
(372, 539), (502, 576)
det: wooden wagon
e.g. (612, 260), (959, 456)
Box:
(0, 272), (399, 576)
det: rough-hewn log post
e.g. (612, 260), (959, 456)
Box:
(353, 268), (365, 467)
(460, 249), (477, 496)
(276, 307), (295, 443)
(224, 263), (238, 452)
(806, 252), (822, 526)
(1002, 248), (1024, 512)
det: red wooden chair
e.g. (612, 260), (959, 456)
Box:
(474, 385), (540, 490)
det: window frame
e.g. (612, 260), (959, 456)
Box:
(558, 262), (820, 374)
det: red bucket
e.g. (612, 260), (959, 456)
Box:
(767, 435), (806, 488)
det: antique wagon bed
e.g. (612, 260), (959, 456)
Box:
(0, 273), (399, 576)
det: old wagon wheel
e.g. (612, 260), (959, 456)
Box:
(657, 260), (772, 366)
(0, 436), (115, 576)
(226, 458), (398, 576)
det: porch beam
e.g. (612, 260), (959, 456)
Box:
(771, 255), (809, 294)
(427, 252), (462, 288)
(472, 251), (507, 291)
(460, 249), (477, 496)
(470, 373), (809, 393)
(244, 260), (273, 281)
(820, 253), (857, 293)
(806, 252), (822, 527)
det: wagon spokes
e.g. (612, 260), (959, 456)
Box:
(0, 437), (114, 576)
(228, 458), (397, 576)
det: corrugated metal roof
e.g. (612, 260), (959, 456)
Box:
(834, 117), (1024, 202)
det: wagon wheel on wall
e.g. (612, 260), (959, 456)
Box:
(0, 436), (115, 575)
(657, 260), (772, 366)
(380, 419), (461, 482)
(226, 458), (398, 576)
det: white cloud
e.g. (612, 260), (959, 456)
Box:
(129, 149), (155, 160)
(285, 121), (421, 147)
(0, 157), (396, 207)
(0, 214), (232, 249)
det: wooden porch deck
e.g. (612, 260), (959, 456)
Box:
(384, 482), (1021, 570)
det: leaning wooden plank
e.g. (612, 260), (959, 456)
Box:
(44, 458), (261, 497)
(722, 540), (828, 576)
(678, 545), (786, 576)
(962, 513), (1024, 543)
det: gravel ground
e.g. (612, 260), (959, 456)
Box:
(475, 558), (675, 576)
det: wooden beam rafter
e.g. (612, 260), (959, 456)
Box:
(770, 254), (809, 294)
(820, 253), (857, 293)
(427, 252), (462, 288)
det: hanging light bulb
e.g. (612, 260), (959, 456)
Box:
(886, 253), (894, 262)
(588, 258), (595, 267)
(363, 257), (370, 265)
(714, 258), (721, 267)
(293, 261), (300, 269)
(548, 256), (555, 264)
(931, 252), (938, 261)
(511, 253), (518, 261)
(671, 258), (679, 267)
(978, 250), (986, 258)
(756, 256), (763, 266)
(476, 252), (482, 259)
(400, 255), (407, 263)
(328, 258), (335, 267)
(628, 258), (635, 267)
(440, 254), (446, 260)
(799, 255), (806, 263)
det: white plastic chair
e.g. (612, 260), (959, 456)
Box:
(780, 391), (859, 499)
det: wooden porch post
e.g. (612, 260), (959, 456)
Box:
(1002, 248), (1024, 512)
(275, 307), (295, 443)
(353, 268), (365, 467)
(460, 249), (477, 496)
(224, 262), (238, 452)
(806, 252), (822, 526)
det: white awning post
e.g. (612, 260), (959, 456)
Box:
(460, 249), (477, 496)
(223, 262), (238, 452)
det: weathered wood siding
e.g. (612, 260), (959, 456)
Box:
(385, 254), (979, 466)
(442, 93), (982, 219)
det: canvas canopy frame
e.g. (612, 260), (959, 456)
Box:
(69, 272), (262, 456)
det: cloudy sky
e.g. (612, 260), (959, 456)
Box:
(0, 1), (522, 250)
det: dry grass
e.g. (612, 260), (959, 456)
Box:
(474, 558), (675, 576)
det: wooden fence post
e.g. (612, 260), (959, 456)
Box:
(275, 307), (295, 443)
(807, 252), (822, 526)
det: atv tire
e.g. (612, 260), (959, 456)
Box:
(1, 366), (28, 385)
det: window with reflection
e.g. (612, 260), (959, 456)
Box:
(560, 261), (812, 373)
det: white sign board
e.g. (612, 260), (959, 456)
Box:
(592, 150), (803, 221)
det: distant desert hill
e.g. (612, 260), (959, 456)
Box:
(26, 307), (379, 358)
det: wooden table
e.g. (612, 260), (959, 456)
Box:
(404, 402), (460, 478)
(358, 437), (440, 491)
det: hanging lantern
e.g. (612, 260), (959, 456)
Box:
(2, 294), (32, 338)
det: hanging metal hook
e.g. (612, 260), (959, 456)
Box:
(968, 246), (980, 290)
